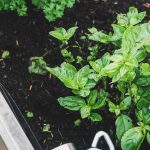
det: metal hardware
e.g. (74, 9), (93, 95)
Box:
(52, 143), (76, 150)
(87, 131), (115, 150)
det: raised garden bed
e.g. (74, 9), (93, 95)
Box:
(0, 0), (150, 150)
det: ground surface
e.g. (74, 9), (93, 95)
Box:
(0, 0), (150, 150)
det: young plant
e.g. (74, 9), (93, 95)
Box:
(29, 7), (150, 150)
(87, 44), (99, 61)
(49, 27), (78, 45)
(58, 89), (108, 122)
(61, 48), (75, 63)
(0, 50), (10, 61)
(32, 0), (75, 21)
(0, 0), (75, 21)
(0, 0), (27, 16)
(28, 57), (48, 75)
(46, 63), (96, 97)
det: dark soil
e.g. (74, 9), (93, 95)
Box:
(0, 0), (150, 150)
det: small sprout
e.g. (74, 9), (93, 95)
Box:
(80, 36), (87, 40)
(2, 50), (10, 59)
(61, 49), (75, 63)
(74, 119), (81, 126)
(87, 45), (99, 61)
(76, 56), (83, 64)
(42, 124), (50, 133)
(49, 27), (78, 45)
(28, 57), (47, 75)
(26, 111), (34, 118)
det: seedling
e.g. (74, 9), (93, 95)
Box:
(61, 49), (75, 63)
(49, 27), (78, 45)
(42, 124), (50, 133)
(58, 89), (107, 121)
(0, 50), (10, 61)
(26, 111), (34, 118)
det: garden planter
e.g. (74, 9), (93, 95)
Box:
(0, 1), (150, 150)
(0, 83), (114, 150)
(0, 84), (42, 150)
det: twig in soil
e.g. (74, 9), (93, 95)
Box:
(44, 89), (52, 97)
(49, 74), (52, 79)
(58, 127), (63, 139)
(16, 40), (19, 46)
(29, 85), (33, 91)
(50, 131), (54, 139)
(143, 3), (150, 8)
(82, 138), (87, 148)
(42, 51), (50, 57)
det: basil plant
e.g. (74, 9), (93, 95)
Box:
(29, 7), (150, 150)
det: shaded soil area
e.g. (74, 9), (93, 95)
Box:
(0, 0), (150, 149)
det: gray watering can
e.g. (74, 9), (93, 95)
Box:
(52, 131), (115, 150)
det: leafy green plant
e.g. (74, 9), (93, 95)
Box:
(32, 0), (75, 21)
(49, 27), (78, 44)
(29, 7), (150, 150)
(0, 0), (27, 16)
(0, 50), (10, 61)
(26, 111), (34, 118)
(61, 48), (75, 63)
(58, 89), (108, 121)
(87, 44), (99, 61)
(0, 0), (75, 21)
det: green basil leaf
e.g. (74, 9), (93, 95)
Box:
(72, 79), (96, 97)
(80, 105), (91, 119)
(136, 108), (150, 125)
(145, 45), (150, 53)
(91, 89), (107, 110)
(90, 52), (110, 74)
(58, 96), (86, 111)
(88, 27), (98, 33)
(67, 27), (78, 39)
(119, 96), (131, 110)
(74, 65), (90, 88)
(2, 50), (10, 59)
(46, 62), (78, 89)
(135, 49), (146, 62)
(49, 27), (77, 42)
(108, 101), (117, 113)
(136, 99), (150, 109)
(102, 62), (120, 77)
(131, 83), (138, 96)
(88, 89), (98, 105)
(146, 132), (150, 144)
(122, 22), (150, 55)
(88, 28), (111, 44)
(90, 60), (103, 74)
(111, 24), (125, 42)
(117, 82), (127, 93)
(117, 13), (128, 27)
(115, 115), (133, 140)
(76, 88), (90, 98)
(49, 27), (66, 42)
(121, 127), (145, 150)
(127, 7), (146, 25)
(28, 57), (48, 75)
(89, 113), (102, 122)
(140, 63), (150, 76)
(136, 76), (150, 86)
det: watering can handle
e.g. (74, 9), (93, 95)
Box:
(90, 131), (115, 150)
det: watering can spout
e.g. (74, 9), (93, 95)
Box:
(88, 131), (115, 150)
(52, 131), (114, 150)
